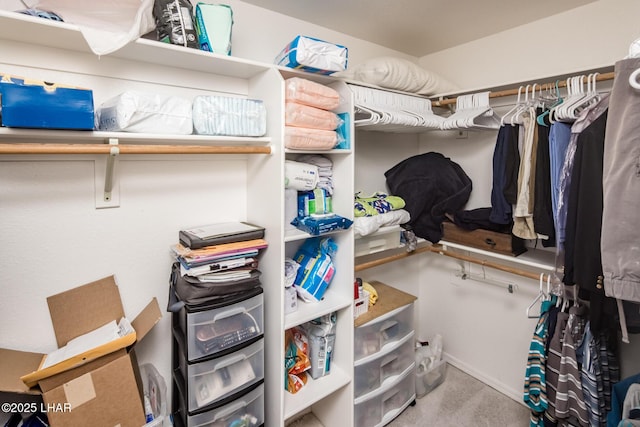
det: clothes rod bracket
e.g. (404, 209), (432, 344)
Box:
(95, 138), (120, 209)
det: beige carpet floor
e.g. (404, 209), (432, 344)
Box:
(286, 363), (531, 427)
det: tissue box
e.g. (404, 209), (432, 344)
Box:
(275, 35), (348, 75)
(0, 74), (94, 130)
(195, 3), (233, 55)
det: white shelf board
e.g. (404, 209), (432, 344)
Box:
(285, 148), (352, 155)
(284, 289), (352, 330)
(283, 364), (351, 420)
(0, 128), (271, 145)
(0, 10), (270, 79)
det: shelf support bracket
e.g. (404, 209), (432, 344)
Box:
(95, 138), (120, 209)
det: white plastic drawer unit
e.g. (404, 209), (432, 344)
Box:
(354, 363), (416, 427)
(175, 289), (264, 362)
(354, 303), (414, 362)
(354, 226), (402, 257)
(180, 338), (265, 412)
(354, 331), (415, 399)
(184, 383), (264, 427)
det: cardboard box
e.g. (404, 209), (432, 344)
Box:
(0, 74), (94, 130)
(0, 276), (162, 427)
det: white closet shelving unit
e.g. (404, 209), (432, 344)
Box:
(273, 68), (355, 426)
(0, 10), (355, 427)
(349, 82), (557, 275)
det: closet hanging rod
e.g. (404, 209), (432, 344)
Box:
(0, 143), (272, 155)
(431, 71), (615, 108)
(354, 244), (551, 282)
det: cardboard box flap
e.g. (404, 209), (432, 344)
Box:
(47, 275), (125, 348)
(0, 348), (45, 395)
(20, 328), (136, 389)
(131, 297), (162, 344)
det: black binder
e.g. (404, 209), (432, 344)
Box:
(179, 222), (265, 249)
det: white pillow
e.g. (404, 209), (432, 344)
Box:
(337, 57), (458, 96)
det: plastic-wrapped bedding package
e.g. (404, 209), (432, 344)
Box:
(285, 126), (341, 150)
(275, 35), (348, 75)
(285, 77), (341, 111)
(96, 91), (193, 134)
(285, 101), (342, 130)
(195, 3), (233, 54)
(192, 95), (267, 136)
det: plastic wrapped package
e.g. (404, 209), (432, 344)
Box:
(195, 3), (233, 54)
(284, 160), (319, 191)
(285, 77), (340, 110)
(193, 95), (267, 136)
(153, 0), (198, 48)
(292, 237), (340, 302)
(304, 313), (336, 379)
(285, 101), (342, 130)
(285, 327), (310, 393)
(291, 214), (353, 236)
(285, 126), (341, 150)
(96, 91), (192, 134)
(33, 0), (155, 55)
(275, 35), (348, 75)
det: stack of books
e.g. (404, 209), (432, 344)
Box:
(170, 222), (268, 304)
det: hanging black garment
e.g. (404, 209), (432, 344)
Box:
(490, 126), (514, 224)
(385, 152), (472, 243)
(563, 111), (615, 333)
(533, 111), (556, 247)
(502, 124), (521, 205)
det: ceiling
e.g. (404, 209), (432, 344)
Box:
(241, 0), (598, 57)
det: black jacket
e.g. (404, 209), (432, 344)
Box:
(385, 152), (472, 243)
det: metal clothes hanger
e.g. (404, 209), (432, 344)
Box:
(526, 273), (546, 318)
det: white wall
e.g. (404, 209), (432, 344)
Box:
(419, 0), (640, 91)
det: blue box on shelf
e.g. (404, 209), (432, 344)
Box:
(0, 74), (94, 130)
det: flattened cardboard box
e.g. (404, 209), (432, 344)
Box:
(0, 275), (162, 427)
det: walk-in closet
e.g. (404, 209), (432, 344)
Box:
(1, 1), (639, 426)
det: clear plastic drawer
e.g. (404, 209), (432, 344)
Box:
(354, 303), (413, 362)
(175, 290), (264, 361)
(180, 338), (264, 412)
(354, 364), (416, 427)
(184, 383), (264, 427)
(354, 333), (415, 399)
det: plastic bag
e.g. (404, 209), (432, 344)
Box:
(284, 327), (310, 394)
(153, 0), (198, 48)
(32, 0), (155, 55)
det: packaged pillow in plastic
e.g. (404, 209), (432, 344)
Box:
(285, 101), (342, 130)
(275, 35), (348, 75)
(285, 126), (341, 150)
(285, 77), (340, 110)
(96, 90), (193, 134)
(192, 95), (266, 136)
